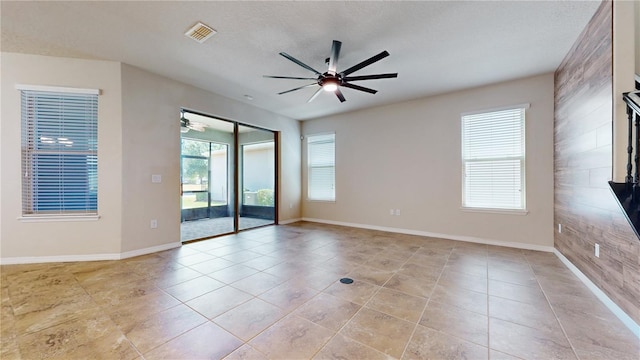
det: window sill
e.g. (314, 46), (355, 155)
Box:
(460, 207), (528, 216)
(306, 199), (336, 203)
(18, 215), (100, 222)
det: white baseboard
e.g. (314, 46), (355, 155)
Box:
(0, 253), (120, 265)
(553, 249), (640, 339)
(279, 218), (302, 225)
(119, 242), (182, 260)
(300, 217), (554, 252)
(0, 242), (182, 265)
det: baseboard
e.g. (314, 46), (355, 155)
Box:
(0, 242), (182, 265)
(119, 242), (182, 260)
(278, 218), (302, 225)
(554, 249), (640, 339)
(0, 253), (120, 265)
(300, 218), (554, 252)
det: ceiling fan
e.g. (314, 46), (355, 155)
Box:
(180, 112), (206, 133)
(264, 40), (398, 103)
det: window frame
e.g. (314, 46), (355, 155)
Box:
(461, 105), (528, 213)
(17, 84), (100, 220)
(306, 132), (336, 202)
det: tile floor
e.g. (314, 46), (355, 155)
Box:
(1, 222), (638, 359)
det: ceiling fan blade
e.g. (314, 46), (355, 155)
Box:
(307, 87), (323, 103)
(340, 51), (390, 76)
(343, 73), (398, 81)
(263, 75), (318, 80)
(328, 40), (342, 75)
(341, 82), (378, 94)
(335, 88), (346, 103)
(279, 52), (322, 75)
(278, 83), (317, 95)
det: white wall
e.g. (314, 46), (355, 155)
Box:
(0, 54), (301, 262)
(302, 73), (555, 249)
(1, 53), (124, 259)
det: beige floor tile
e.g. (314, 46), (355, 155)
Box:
(224, 344), (269, 360)
(106, 290), (182, 333)
(488, 278), (547, 306)
(324, 278), (380, 305)
(489, 349), (523, 359)
(405, 252), (449, 269)
(143, 322), (242, 360)
(553, 305), (640, 356)
(347, 265), (395, 286)
(187, 257), (236, 274)
(231, 271), (286, 296)
(259, 281), (318, 312)
(150, 266), (204, 289)
(487, 268), (538, 287)
(430, 284), (488, 315)
(241, 255), (284, 271)
(86, 278), (161, 308)
(443, 261), (488, 278)
(294, 292), (361, 331)
(403, 324), (489, 360)
(572, 338), (640, 360)
(175, 252), (218, 266)
(314, 333), (394, 360)
(14, 292), (100, 335)
(125, 304), (208, 354)
(214, 298), (286, 341)
(186, 285), (253, 319)
(366, 287), (427, 323)
(18, 313), (139, 360)
(420, 300), (488, 347)
(438, 269), (488, 293)
(2, 224), (637, 360)
(162, 275), (225, 302)
(396, 262), (442, 283)
(489, 318), (576, 360)
(489, 295), (563, 336)
(383, 273), (434, 298)
(249, 315), (334, 359)
(209, 264), (260, 284)
(363, 256), (406, 271)
(341, 307), (415, 358)
(221, 250), (264, 263)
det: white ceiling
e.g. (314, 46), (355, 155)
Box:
(1, 1), (600, 121)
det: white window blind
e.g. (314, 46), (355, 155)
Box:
(307, 133), (335, 201)
(462, 107), (525, 210)
(20, 88), (98, 215)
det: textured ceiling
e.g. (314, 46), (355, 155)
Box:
(1, 1), (600, 120)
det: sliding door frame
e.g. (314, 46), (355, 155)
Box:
(181, 108), (278, 240)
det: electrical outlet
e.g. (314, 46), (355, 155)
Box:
(395, 209), (401, 216)
(390, 209), (394, 215)
(595, 243), (600, 258)
(558, 223), (562, 233)
(150, 219), (158, 229)
(289, 203), (293, 209)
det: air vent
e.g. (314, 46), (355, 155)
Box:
(185, 22), (216, 43)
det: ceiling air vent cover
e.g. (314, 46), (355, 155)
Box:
(185, 22), (216, 43)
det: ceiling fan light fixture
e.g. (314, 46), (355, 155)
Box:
(323, 83), (338, 92)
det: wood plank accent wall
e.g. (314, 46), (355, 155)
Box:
(554, 0), (640, 325)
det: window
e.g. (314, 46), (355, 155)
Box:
(462, 106), (526, 210)
(307, 133), (335, 201)
(19, 86), (99, 216)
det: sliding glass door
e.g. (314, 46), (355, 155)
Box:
(180, 110), (276, 241)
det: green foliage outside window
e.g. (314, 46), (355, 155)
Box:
(256, 189), (274, 206)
